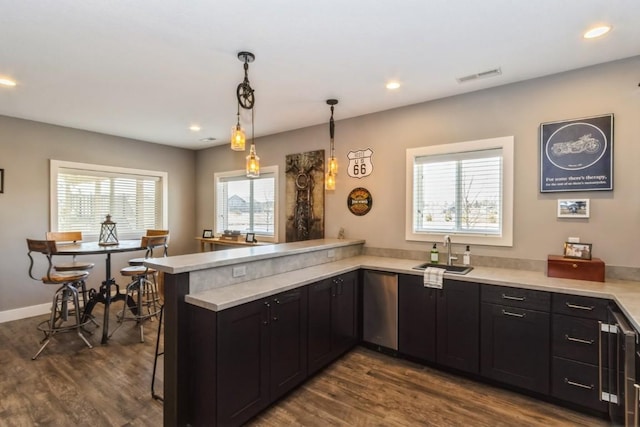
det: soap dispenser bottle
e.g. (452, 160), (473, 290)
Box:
(430, 243), (439, 264)
(463, 245), (471, 266)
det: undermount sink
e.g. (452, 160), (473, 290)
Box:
(412, 263), (473, 275)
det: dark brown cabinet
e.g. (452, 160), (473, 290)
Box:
(481, 285), (551, 394)
(398, 275), (479, 374)
(308, 271), (358, 375)
(551, 293), (610, 413)
(398, 274), (436, 362)
(217, 287), (308, 426)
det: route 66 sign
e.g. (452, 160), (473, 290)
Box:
(347, 148), (373, 179)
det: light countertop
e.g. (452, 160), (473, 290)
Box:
(185, 255), (640, 331)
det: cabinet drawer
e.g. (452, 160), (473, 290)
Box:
(552, 314), (604, 365)
(551, 357), (608, 413)
(481, 285), (550, 311)
(552, 293), (609, 320)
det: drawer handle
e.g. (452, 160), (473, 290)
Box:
(501, 294), (526, 301)
(572, 264), (578, 269)
(564, 378), (594, 390)
(565, 334), (594, 345)
(502, 309), (526, 318)
(566, 302), (594, 311)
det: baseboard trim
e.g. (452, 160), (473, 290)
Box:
(0, 303), (50, 324)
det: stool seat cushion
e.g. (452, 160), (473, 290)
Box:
(42, 270), (90, 284)
(120, 266), (157, 277)
(54, 261), (95, 271)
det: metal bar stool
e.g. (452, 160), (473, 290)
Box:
(110, 235), (166, 342)
(151, 303), (164, 401)
(45, 231), (95, 318)
(26, 239), (93, 360)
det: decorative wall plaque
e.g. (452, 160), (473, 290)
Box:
(347, 187), (372, 216)
(347, 148), (373, 179)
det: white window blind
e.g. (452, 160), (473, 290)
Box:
(413, 148), (502, 234)
(51, 160), (167, 239)
(215, 167), (278, 240)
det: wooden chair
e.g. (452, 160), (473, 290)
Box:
(45, 231), (95, 271)
(111, 235), (166, 342)
(45, 231), (94, 311)
(27, 239), (93, 359)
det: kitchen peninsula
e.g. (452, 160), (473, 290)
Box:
(146, 239), (640, 427)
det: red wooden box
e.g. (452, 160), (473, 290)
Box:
(547, 255), (605, 282)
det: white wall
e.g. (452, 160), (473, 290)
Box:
(0, 117), (197, 315)
(196, 56), (640, 268)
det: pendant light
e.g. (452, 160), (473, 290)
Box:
(230, 102), (245, 151)
(233, 51), (260, 177)
(246, 108), (260, 177)
(325, 99), (339, 190)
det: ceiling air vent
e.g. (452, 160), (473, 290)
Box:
(456, 67), (502, 84)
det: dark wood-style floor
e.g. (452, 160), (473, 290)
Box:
(0, 307), (609, 426)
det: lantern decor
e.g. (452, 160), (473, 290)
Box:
(98, 214), (119, 246)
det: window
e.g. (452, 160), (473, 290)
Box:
(215, 166), (278, 242)
(50, 160), (168, 240)
(406, 136), (513, 246)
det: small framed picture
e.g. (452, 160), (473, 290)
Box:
(245, 232), (256, 243)
(563, 242), (593, 260)
(202, 229), (213, 238)
(557, 199), (590, 218)
(0, 168), (4, 193)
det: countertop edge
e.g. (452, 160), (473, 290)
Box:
(185, 255), (640, 331)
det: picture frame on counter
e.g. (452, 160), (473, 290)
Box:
(202, 229), (213, 238)
(563, 242), (592, 260)
(557, 199), (589, 218)
(245, 232), (256, 243)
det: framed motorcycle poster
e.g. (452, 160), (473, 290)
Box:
(540, 114), (613, 192)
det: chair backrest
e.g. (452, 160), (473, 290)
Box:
(45, 231), (83, 243)
(26, 239), (57, 281)
(146, 229), (169, 237)
(141, 234), (169, 258)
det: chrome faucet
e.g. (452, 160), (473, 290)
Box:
(444, 235), (457, 266)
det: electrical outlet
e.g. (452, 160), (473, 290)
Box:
(567, 237), (580, 243)
(327, 249), (335, 258)
(232, 265), (246, 277)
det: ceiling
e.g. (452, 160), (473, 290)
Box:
(1, 1), (639, 150)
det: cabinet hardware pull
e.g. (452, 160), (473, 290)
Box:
(634, 384), (640, 427)
(501, 294), (525, 301)
(272, 316), (278, 322)
(565, 303), (594, 311)
(501, 309), (525, 318)
(564, 378), (594, 390)
(598, 321), (603, 401)
(565, 335), (594, 345)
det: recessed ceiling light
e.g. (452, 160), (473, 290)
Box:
(189, 125), (201, 132)
(0, 78), (16, 87)
(584, 25), (611, 39)
(386, 81), (401, 90)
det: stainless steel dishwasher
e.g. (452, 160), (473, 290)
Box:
(362, 270), (398, 351)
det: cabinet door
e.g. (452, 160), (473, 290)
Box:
(270, 288), (308, 401)
(332, 271), (358, 357)
(437, 279), (480, 374)
(307, 278), (334, 375)
(217, 299), (269, 426)
(398, 274), (436, 362)
(481, 303), (550, 394)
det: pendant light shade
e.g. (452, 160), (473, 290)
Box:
(246, 142), (260, 178)
(230, 106), (246, 151)
(325, 99), (339, 190)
